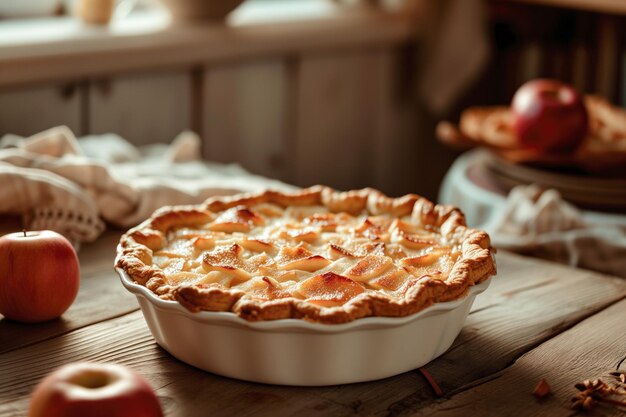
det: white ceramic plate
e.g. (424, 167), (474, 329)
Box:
(117, 267), (491, 386)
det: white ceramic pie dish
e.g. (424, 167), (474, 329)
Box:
(117, 267), (491, 386)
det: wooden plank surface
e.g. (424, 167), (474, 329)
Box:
(413, 298), (626, 417)
(0, 232), (135, 354)
(1, 250), (624, 416)
(0, 310), (355, 417)
(312, 253), (626, 416)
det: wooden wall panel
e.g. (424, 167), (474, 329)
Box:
(89, 71), (191, 146)
(202, 61), (289, 181)
(0, 84), (81, 138)
(294, 49), (416, 194)
(0, 52), (419, 197)
(369, 48), (420, 197)
(294, 51), (380, 190)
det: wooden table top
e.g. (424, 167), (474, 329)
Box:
(1, 231), (625, 416)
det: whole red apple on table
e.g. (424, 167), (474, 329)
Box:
(512, 79), (588, 153)
(29, 362), (164, 417)
(0, 230), (79, 323)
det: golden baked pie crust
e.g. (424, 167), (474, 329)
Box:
(116, 186), (496, 324)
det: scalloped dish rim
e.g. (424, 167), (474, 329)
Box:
(116, 266), (492, 334)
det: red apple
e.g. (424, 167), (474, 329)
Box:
(0, 230), (79, 323)
(28, 362), (164, 417)
(512, 79), (588, 153)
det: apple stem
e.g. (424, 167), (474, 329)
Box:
(22, 229), (27, 238)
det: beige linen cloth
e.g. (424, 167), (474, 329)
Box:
(0, 126), (293, 246)
(486, 185), (626, 278)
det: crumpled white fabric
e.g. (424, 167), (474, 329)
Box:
(0, 126), (294, 246)
(486, 184), (626, 278)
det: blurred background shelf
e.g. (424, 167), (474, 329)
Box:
(0, 0), (422, 194)
(2, 0), (625, 199)
(0, 2), (418, 87)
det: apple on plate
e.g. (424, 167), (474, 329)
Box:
(29, 362), (164, 417)
(512, 79), (588, 153)
(0, 230), (80, 323)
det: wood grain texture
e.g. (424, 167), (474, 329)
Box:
(421, 253), (626, 393)
(1, 251), (624, 417)
(0, 311), (354, 417)
(412, 298), (626, 417)
(311, 252), (626, 416)
(89, 71), (191, 145)
(202, 61), (290, 181)
(0, 232), (136, 354)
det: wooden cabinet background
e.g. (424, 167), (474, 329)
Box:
(0, 84), (82, 137)
(0, 47), (420, 195)
(202, 60), (289, 181)
(89, 72), (192, 146)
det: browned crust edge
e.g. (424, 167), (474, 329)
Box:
(115, 186), (497, 324)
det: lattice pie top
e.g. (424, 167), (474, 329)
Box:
(116, 187), (496, 323)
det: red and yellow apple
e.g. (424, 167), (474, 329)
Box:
(29, 362), (164, 417)
(0, 230), (80, 323)
(512, 79), (588, 153)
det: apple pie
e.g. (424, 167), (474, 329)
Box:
(116, 187), (496, 324)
